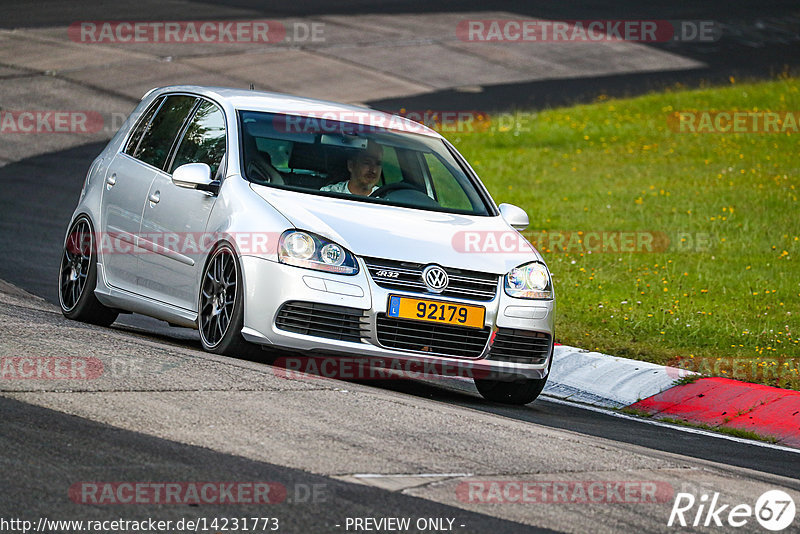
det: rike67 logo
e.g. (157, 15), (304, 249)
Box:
(668, 490), (796, 531)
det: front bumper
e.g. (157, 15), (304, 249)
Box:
(240, 256), (555, 381)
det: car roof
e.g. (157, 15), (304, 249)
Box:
(146, 85), (442, 138)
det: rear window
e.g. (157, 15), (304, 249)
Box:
(123, 97), (163, 156)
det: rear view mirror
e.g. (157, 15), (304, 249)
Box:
(498, 203), (529, 230)
(172, 163), (218, 193)
(320, 134), (368, 148)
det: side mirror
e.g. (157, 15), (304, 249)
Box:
(498, 203), (529, 230)
(172, 163), (218, 193)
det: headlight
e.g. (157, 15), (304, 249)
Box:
(278, 230), (358, 275)
(504, 262), (552, 299)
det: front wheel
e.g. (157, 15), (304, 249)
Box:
(474, 376), (547, 405)
(198, 243), (253, 356)
(58, 216), (118, 326)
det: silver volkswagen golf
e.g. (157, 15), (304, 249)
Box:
(59, 86), (555, 404)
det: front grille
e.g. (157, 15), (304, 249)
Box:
(375, 314), (491, 358)
(275, 301), (365, 343)
(488, 329), (551, 365)
(364, 257), (498, 301)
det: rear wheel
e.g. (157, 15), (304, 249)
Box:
(474, 376), (547, 405)
(58, 217), (118, 326)
(198, 243), (253, 356)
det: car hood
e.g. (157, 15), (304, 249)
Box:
(251, 184), (543, 274)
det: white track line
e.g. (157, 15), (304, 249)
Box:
(541, 395), (800, 454)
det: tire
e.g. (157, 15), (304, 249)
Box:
(474, 376), (548, 405)
(198, 242), (253, 356)
(58, 216), (118, 326)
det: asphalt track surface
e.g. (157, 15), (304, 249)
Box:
(2, 396), (552, 533)
(2, 2), (800, 533)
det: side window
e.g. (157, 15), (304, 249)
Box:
(133, 95), (197, 170)
(381, 146), (403, 185)
(123, 97), (163, 156)
(169, 100), (226, 176)
(424, 153), (472, 210)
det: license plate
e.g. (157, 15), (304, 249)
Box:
(387, 295), (485, 329)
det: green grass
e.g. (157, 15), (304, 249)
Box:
(671, 374), (703, 387)
(618, 407), (655, 418)
(447, 76), (800, 389)
(620, 407), (778, 443)
(658, 417), (779, 444)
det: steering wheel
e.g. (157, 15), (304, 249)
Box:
(369, 181), (424, 199)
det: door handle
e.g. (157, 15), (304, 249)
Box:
(106, 174), (116, 189)
(148, 191), (160, 205)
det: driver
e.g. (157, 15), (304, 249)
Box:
(321, 141), (383, 196)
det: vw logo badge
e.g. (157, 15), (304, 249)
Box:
(422, 265), (449, 293)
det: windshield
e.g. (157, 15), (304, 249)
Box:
(237, 110), (491, 215)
